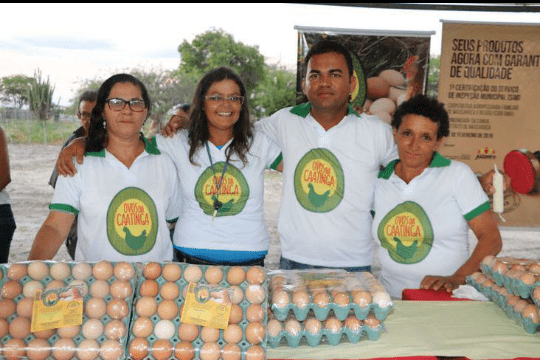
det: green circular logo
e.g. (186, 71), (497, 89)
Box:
(106, 187), (158, 256)
(350, 52), (367, 108)
(294, 149), (344, 213)
(194, 162), (249, 217)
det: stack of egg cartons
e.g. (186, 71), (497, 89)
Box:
(267, 269), (393, 347)
(467, 255), (540, 333)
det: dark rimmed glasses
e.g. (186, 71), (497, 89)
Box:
(106, 98), (146, 112)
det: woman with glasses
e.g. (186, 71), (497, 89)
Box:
(157, 66), (282, 266)
(29, 73), (181, 262)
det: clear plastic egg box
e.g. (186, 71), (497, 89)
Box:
(467, 275), (540, 334)
(126, 262), (268, 360)
(269, 269), (393, 322)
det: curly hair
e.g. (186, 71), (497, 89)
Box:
(391, 94), (449, 140)
(187, 67), (253, 166)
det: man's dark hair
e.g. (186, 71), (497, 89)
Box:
(304, 40), (354, 78)
(78, 90), (97, 107)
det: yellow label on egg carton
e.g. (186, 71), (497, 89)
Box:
(30, 285), (84, 332)
(180, 282), (232, 329)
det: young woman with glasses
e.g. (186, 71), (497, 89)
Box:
(29, 74), (181, 262)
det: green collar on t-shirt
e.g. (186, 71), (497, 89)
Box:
(289, 102), (359, 118)
(378, 152), (451, 180)
(86, 135), (161, 158)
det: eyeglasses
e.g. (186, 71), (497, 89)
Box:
(204, 95), (244, 105)
(77, 111), (92, 119)
(105, 98), (146, 112)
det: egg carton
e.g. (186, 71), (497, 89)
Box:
(0, 260), (138, 359)
(127, 262), (268, 360)
(267, 316), (385, 348)
(269, 269), (393, 322)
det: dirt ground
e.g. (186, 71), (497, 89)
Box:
(5, 144), (540, 270)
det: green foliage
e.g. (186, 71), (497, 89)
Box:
(66, 79), (101, 115)
(427, 55), (440, 98)
(27, 69), (55, 121)
(1, 119), (79, 145)
(252, 65), (297, 118)
(0, 74), (33, 108)
(178, 29), (265, 101)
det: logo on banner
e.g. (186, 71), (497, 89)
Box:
(377, 201), (433, 264)
(294, 149), (344, 213)
(107, 187), (158, 255)
(475, 146), (496, 160)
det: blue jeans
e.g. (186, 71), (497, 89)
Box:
(279, 256), (371, 273)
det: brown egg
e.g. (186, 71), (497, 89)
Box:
(46, 279), (65, 289)
(1, 280), (22, 299)
(245, 285), (266, 304)
(3, 338), (26, 360)
(7, 263), (28, 280)
(285, 318), (301, 336)
(245, 321), (265, 344)
(205, 266), (224, 284)
(105, 319), (126, 340)
(113, 262), (135, 281)
(325, 316), (342, 334)
(9, 316), (31, 338)
(69, 279), (89, 297)
(272, 289), (290, 308)
(139, 279), (159, 297)
(77, 338), (101, 360)
(199, 326), (220, 342)
(100, 339), (124, 360)
(129, 337), (150, 360)
(533, 285), (540, 302)
(222, 343), (242, 360)
(291, 290), (310, 308)
(174, 340), (195, 360)
(110, 280), (133, 298)
(352, 289), (372, 307)
(157, 299), (179, 320)
(50, 262), (71, 281)
(0, 318), (9, 338)
(143, 262), (162, 280)
(373, 291), (392, 308)
(522, 304), (540, 323)
(85, 297), (107, 319)
(107, 298), (129, 320)
(90, 279), (110, 298)
(82, 319), (103, 339)
(229, 285), (244, 304)
(152, 339), (173, 360)
(344, 315), (363, 332)
(57, 324), (81, 338)
(267, 319), (283, 337)
(313, 291), (330, 308)
(26, 338), (51, 360)
(32, 328), (57, 339)
(93, 261), (114, 280)
(178, 322), (199, 341)
(228, 303), (243, 324)
(305, 317), (322, 334)
(132, 317), (154, 338)
(512, 263), (527, 272)
(493, 261), (508, 274)
(28, 261), (49, 280)
(367, 76), (390, 99)
(246, 303), (264, 322)
(0, 298), (16, 318)
(514, 299), (530, 313)
(72, 263), (93, 280)
(506, 294), (520, 307)
(199, 342), (221, 360)
(160, 281), (180, 300)
(520, 272), (537, 285)
(364, 313), (381, 329)
(226, 266), (246, 285)
(528, 262), (540, 274)
(52, 338), (76, 360)
(135, 296), (157, 317)
(162, 263), (182, 282)
(333, 291), (350, 306)
(223, 323), (243, 343)
(246, 266), (265, 285)
(23, 280), (44, 298)
(245, 345), (265, 360)
(184, 265), (203, 283)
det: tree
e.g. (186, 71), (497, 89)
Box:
(251, 65), (296, 118)
(178, 29), (265, 100)
(66, 78), (102, 115)
(27, 69), (55, 121)
(0, 74), (33, 108)
(427, 55), (440, 98)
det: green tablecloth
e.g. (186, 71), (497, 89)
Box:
(268, 300), (540, 359)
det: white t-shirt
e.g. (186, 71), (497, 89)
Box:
(257, 103), (397, 267)
(372, 153), (491, 298)
(156, 129), (282, 253)
(50, 138), (180, 262)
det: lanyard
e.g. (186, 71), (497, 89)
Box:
(205, 142), (229, 219)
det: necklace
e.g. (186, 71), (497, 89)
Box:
(205, 142), (230, 219)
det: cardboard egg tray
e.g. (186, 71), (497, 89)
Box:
(269, 269), (393, 322)
(0, 260), (138, 359)
(480, 256), (540, 299)
(467, 274), (540, 334)
(267, 314), (385, 348)
(127, 262), (268, 360)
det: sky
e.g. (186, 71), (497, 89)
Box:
(1, 3), (539, 106)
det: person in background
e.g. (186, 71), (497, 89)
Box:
(170, 103), (191, 130)
(29, 74), (180, 262)
(0, 126), (16, 263)
(49, 90), (97, 259)
(372, 94), (502, 299)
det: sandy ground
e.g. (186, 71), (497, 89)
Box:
(5, 144), (540, 270)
